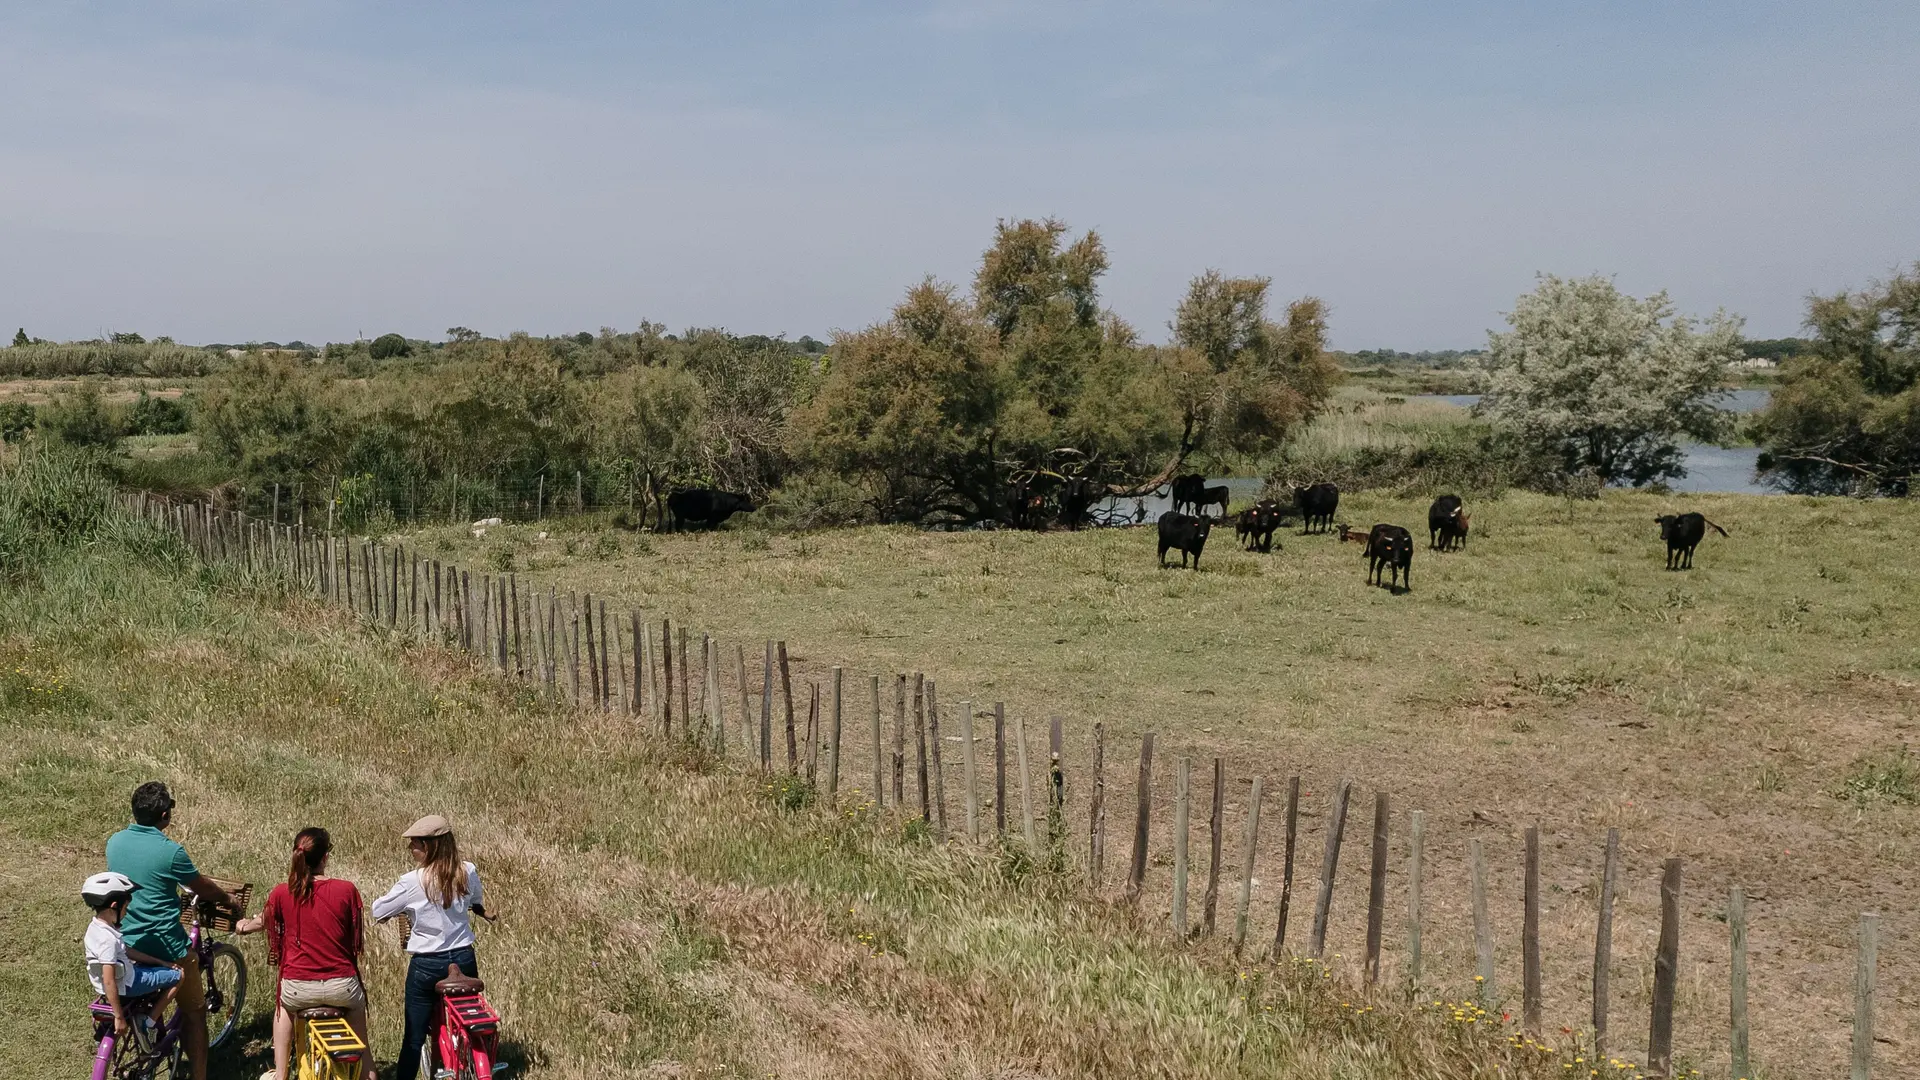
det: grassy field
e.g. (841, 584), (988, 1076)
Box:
(4, 466), (1591, 1079)
(393, 488), (1920, 1079)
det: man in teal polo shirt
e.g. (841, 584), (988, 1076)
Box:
(105, 782), (233, 1080)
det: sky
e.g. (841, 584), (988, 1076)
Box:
(2, 2), (1917, 350)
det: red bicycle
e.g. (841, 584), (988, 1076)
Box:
(422, 962), (503, 1079)
(392, 912), (505, 1079)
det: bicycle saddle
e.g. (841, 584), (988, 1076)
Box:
(436, 963), (485, 995)
(299, 1007), (346, 1020)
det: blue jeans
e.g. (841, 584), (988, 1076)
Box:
(396, 947), (477, 1080)
(125, 963), (183, 998)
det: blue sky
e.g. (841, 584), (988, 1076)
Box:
(3, 2), (1917, 348)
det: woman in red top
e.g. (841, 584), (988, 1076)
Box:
(237, 827), (372, 1080)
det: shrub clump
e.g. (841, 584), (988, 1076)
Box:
(0, 449), (179, 580)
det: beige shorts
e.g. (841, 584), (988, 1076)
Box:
(278, 976), (366, 1013)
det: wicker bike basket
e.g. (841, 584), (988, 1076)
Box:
(178, 877), (252, 932)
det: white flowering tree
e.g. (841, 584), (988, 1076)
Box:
(1479, 275), (1743, 486)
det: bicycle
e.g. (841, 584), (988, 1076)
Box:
(292, 1006), (369, 1080)
(394, 912), (506, 1079)
(88, 881), (251, 1080)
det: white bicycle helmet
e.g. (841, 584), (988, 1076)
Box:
(81, 871), (138, 903)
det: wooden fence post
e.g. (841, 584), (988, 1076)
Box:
(1308, 779), (1351, 958)
(1203, 757), (1225, 936)
(678, 625), (692, 739)
(1470, 836), (1494, 1002)
(828, 667), (844, 799)
(804, 681), (818, 778)
(993, 702), (1006, 836)
(1365, 791), (1389, 985)
(869, 675), (882, 803)
(1014, 712), (1037, 850)
(1089, 723), (1106, 886)
(735, 644), (751, 753)
(961, 700), (979, 841)
(760, 642), (774, 769)
(930, 684), (948, 839)
(1172, 757), (1191, 938)
(1594, 827), (1619, 1060)
(1729, 885), (1749, 1080)
(1046, 715), (1063, 854)
(1854, 911), (1879, 1080)
(1522, 824), (1542, 1034)
(661, 617), (675, 735)
(1233, 775), (1264, 957)
(778, 641), (795, 771)
(1272, 776), (1300, 959)
(1647, 857), (1683, 1079)
(893, 675), (907, 805)
(914, 673), (930, 822)
(1125, 733), (1155, 902)
(1407, 810), (1426, 986)
(708, 635), (723, 756)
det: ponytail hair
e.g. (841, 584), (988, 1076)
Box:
(287, 827), (332, 902)
(418, 833), (468, 909)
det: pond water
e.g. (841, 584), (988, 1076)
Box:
(1411, 390), (1774, 495)
(1090, 390), (1778, 522)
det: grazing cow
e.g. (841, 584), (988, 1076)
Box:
(1193, 484), (1231, 519)
(1294, 482), (1340, 533)
(667, 488), (756, 531)
(1428, 495), (1469, 551)
(1237, 499), (1283, 552)
(1365, 524), (1414, 591)
(1655, 512), (1728, 570)
(1157, 511), (1212, 569)
(1169, 473), (1207, 515)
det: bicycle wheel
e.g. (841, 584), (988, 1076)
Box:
(201, 941), (248, 1049)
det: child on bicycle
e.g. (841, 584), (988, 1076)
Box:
(82, 871), (183, 1048)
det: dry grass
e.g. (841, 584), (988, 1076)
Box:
(395, 488), (1920, 1079)
(5, 533), (1595, 1078)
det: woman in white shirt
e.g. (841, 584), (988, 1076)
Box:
(370, 815), (489, 1080)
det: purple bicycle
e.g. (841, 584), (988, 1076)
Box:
(89, 883), (250, 1080)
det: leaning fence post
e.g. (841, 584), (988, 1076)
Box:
(735, 644), (751, 756)
(1233, 775), (1265, 957)
(1729, 885), (1749, 1080)
(1853, 911), (1878, 1080)
(1172, 757), (1191, 938)
(893, 675), (907, 805)
(827, 667), (844, 800)
(1089, 723), (1106, 886)
(1594, 827), (1619, 1060)
(1125, 733), (1155, 902)
(778, 641), (795, 772)
(1647, 857), (1683, 1079)
(1365, 791), (1389, 985)
(1272, 776), (1300, 958)
(1308, 779), (1351, 958)
(914, 674), (930, 823)
(1203, 757), (1226, 937)
(760, 642), (774, 770)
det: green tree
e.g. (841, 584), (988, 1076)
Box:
(1479, 275), (1741, 485)
(12, 328), (28, 347)
(795, 220), (1335, 524)
(40, 381), (124, 450)
(369, 333), (411, 360)
(195, 356), (338, 487)
(1753, 262), (1920, 494)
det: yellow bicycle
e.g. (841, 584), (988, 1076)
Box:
(294, 1006), (368, 1080)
